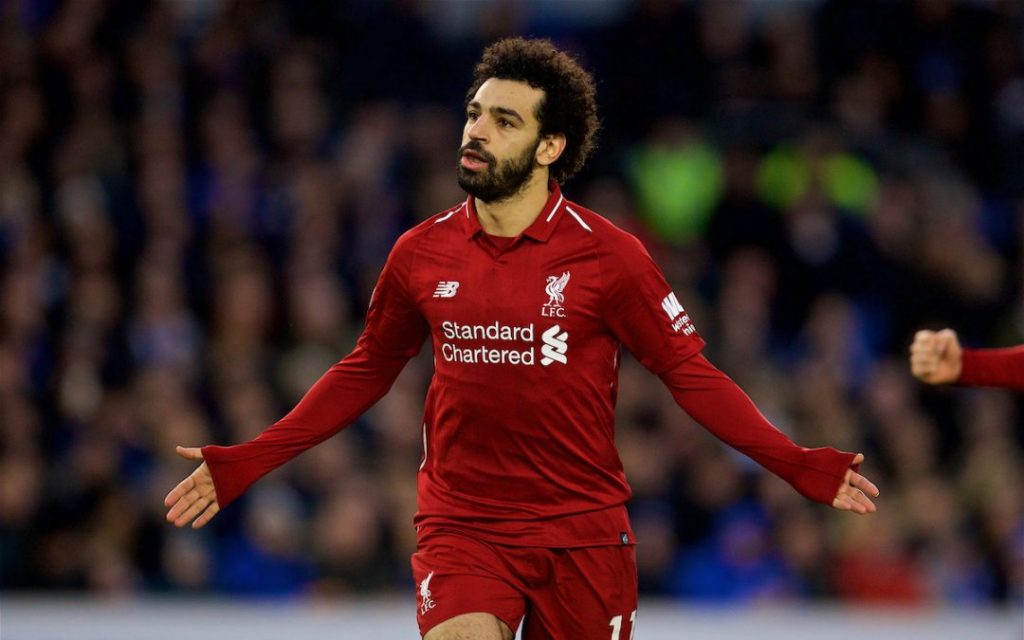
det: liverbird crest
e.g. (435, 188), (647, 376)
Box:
(545, 271), (570, 307)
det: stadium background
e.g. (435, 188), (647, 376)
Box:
(1, 0), (1022, 636)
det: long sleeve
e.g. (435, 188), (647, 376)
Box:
(203, 236), (430, 507)
(958, 345), (1024, 391)
(599, 233), (855, 506)
(202, 346), (414, 507)
(659, 354), (856, 505)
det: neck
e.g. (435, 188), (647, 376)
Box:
(474, 171), (551, 237)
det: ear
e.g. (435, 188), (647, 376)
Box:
(535, 134), (567, 169)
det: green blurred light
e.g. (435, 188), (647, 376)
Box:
(756, 145), (878, 214)
(627, 142), (724, 243)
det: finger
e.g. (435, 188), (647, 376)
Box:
(832, 495), (856, 512)
(909, 353), (933, 367)
(164, 475), (195, 508)
(909, 350), (938, 370)
(836, 488), (870, 514)
(163, 481), (203, 522)
(167, 497), (195, 526)
(910, 357), (935, 372)
(910, 334), (932, 350)
(910, 350), (936, 363)
(850, 471), (880, 497)
(846, 487), (876, 513)
(909, 341), (939, 359)
(912, 330), (934, 350)
(176, 446), (204, 461)
(174, 495), (211, 528)
(166, 486), (202, 522)
(936, 328), (957, 346)
(851, 453), (865, 466)
(174, 495), (210, 528)
(193, 502), (221, 529)
(857, 493), (877, 513)
(913, 362), (937, 376)
(910, 363), (933, 379)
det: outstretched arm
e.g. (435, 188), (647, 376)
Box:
(163, 344), (416, 528)
(205, 346), (416, 507)
(598, 234), (876, 512)
(164, 235), (429, 527)
(661, 353), (878, 513)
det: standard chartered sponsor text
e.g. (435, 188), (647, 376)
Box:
(440, 320), (538, 365)
(441, 320), (534, 342)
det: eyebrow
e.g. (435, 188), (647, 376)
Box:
(467, 101), (526, 125)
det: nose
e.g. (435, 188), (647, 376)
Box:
(467, 115), (488, 142)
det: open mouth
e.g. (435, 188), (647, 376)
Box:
(460, 149), (490, 171)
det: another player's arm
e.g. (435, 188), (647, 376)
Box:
(910, 329), (1024, 391)
(600, 235), (877, 513)
(165, 239), (429, 528)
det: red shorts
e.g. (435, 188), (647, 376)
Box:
(411, 528), (638, 639)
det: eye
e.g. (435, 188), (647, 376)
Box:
(466, 111), (479, 122)
(498, 118), (513, 128)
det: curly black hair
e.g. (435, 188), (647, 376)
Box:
(466, 37), (599, 184)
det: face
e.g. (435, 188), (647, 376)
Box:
(457, 78), (545, 203)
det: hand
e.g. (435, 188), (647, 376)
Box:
(164, 446), (220, 529)
(909, 329), (962, 385)
(831, 453), (879, 514)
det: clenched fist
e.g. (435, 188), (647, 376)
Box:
(909, 329), (962, 385)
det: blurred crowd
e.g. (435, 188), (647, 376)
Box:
(2, 0), (1022, 606)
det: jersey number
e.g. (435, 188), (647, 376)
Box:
(609, 610), (636, 640)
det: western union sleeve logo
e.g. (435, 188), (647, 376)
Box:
(661, 292), (696, 335)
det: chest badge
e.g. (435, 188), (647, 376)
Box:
(433, 281), (460, 298)
(542, 271), (570, 318)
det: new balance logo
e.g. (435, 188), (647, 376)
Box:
(541, 324), (568, 366)
(661, 292), (696, 335)
(433, 281), (460, 298)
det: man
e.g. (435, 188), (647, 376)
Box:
(165, 38), (878, 640)
(910, 329), (1024, 391)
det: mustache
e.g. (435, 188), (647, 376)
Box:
(458, 141), (496, 165)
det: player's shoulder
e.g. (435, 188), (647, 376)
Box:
(393, 200), (470, 253)
(560, 198), (650, 258)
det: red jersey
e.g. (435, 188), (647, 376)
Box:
(959, 346), (1024, 391)
(203, 184), (857, 547)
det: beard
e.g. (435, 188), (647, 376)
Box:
(456, 137), (541, 203)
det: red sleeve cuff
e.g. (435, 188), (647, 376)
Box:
(789, 447), (858, 505)
(201, 444), (255, 509)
